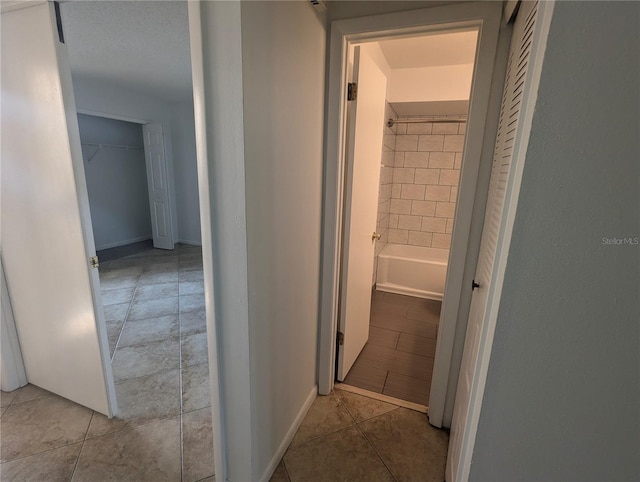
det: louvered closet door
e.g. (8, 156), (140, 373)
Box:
(447, 2), (540, 480)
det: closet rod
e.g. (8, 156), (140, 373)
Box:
(387, 118), (466, 128)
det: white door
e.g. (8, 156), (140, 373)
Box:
(1, 2), (116, 415)
(337, 47), (388, 381)
(447, 1), (540, 479)
(143, 123), (174, 250)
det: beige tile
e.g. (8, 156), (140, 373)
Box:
(432, 233), (452, 249)
(99, 266), (143, 280)
(0, 390), (18, 409)
(88, 370), (181, 437)
(425, 185), (451, 202)
(388, 214), (399, 229)
(127, 296), (179, 321)
(335, 389), (398, 423)
(400, 184), (425, 200)
(179, 256), (203, 271)
(383, 372), (431, 405)
(379, 166), (393, 184)
(180, 269), (204, 283)
(0, 396), (92, 462)
(431, 122), (459, 134)
(418, 135), (444, 152)
(408, 231), (432, 247)
(410, 200), (436, 216)
(290, 392), (353, 447)
(100, 275), (139, 291)
(414, 168), (440, 185)
(446, 218), (455, 234)
(182, 407), (215, 482)
(180, 281), (204, 296)
(0, 442), (82, 481)
(444, 134), (464, 151)
(428, 151), (455, 169)
(367, 326), (400, 349)
(181, 309), (207, 336)
(389, 199), (411, 215)
(439, 168), (461, 186)
(435, 201), (456, 218)
(391, 184), (402, 199)
(343, 363), (387, 393)
(403, 151), (429, 168)
(11, 384), (54, 405)
(381, 150), (394, 166)
(180, 293), (205, 313)
(382, 133), (395, 149)
(285, 426), (393, 482)
(106, 320), (124, 356)
(182, 363), (211, 413)
(112, 338), (180, 381)
(359, 408), (448, 481)
(74, 417), (181, 482)
(393, 151), (405, 167)
(450, 185), (459, 202)
(396, 333), (437, 358)
(270, 460), (290, 482)
(458, 122), (467, 134)
(421, 216), (447, 233)
(182, 332), (209, 367)
(117, 314), (179, 347)
(407, 122), (432, 134)
(138, 270), (179, 286)
(397, 214), (422, 231)
(388, 229), (408, 244)
(102, 286), (136, 306)
(454, 151), (464, 169)
(103, 302), (129, 323)
(133, 282), (179, 302)
(392, 167), (415, 184)
(395, 135), (418, 151)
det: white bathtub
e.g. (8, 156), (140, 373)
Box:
(376, 244), (449, 301)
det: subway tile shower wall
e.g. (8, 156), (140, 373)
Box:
(383, 115), (466, 249)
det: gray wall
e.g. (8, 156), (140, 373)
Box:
(171, 100), (201, 245)
(470, 2), (640, 480)
(78, 113), (152, 250)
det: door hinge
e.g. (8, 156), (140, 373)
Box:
(347, 83), (357, 101)
(337, 331), (344, 345)
(90, 256), (99, 269)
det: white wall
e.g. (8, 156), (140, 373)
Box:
(388, 64), (473, 103)
(240, 2), (325, 479)
(78, 113), (152, 250)
(171, 100), (201, 245)
(470, 2), (640, 480)
(72, 76), (179, 246)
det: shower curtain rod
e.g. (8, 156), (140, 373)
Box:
(387, 117), (466, 128)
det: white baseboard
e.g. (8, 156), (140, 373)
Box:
(95, 235), (152, 251)
(258, 386), (317, 482)
(177, 239), (202, 246)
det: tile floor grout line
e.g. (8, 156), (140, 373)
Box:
(354, 420), (400, 482)
(68, 410), (95, 481)
(178, 256), (185, 482)
(108, 267), (143, 363)
(0, 438), (87, 466)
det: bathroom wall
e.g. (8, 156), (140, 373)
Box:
(387, 118), (466, 249)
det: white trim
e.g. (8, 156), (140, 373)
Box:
(318, 3), (502, 433)
(455, 2), (555, 479)
(177, 239), (202, 247)
(336, 383), (428, 414)
(76, 108), (148, 125)
(95, 235), (152, 252)
(258, 386), (317, 482)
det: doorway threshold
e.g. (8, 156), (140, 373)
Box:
(336, 382), (428, 414)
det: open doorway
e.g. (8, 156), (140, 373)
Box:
(337, 30), (478, 409)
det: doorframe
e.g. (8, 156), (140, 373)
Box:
(76, 109), (176, 250)
(318, 2), (502, 427)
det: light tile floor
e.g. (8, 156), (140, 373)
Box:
(344, 291), (441, 406)
(271, 388), (449, 482)
(0, 243), (214, 481)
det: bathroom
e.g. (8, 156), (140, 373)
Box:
(338, 29), (477, 408)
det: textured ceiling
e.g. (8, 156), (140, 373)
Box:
(378, 30), (478, 69)
(60, 1), (192, 102)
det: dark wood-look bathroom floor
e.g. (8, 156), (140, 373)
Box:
(343, 290), (440, 406)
